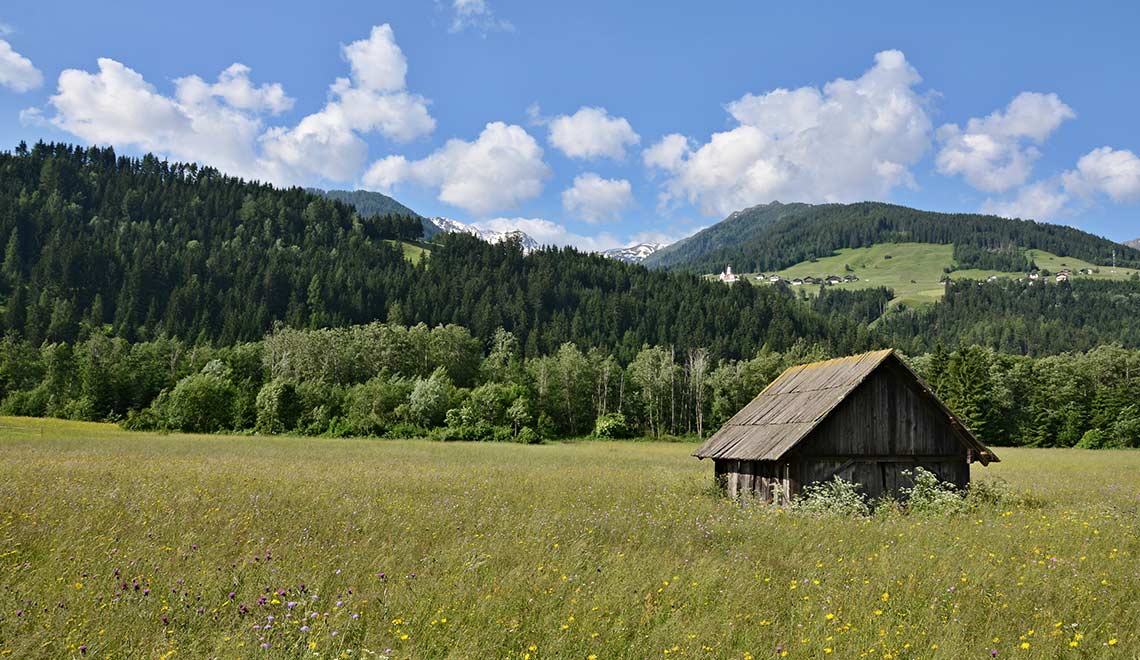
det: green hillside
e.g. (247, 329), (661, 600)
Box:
(648, 201), (1140, 274)
(313, 189), (440, 238)
(731, 242), (1140, 307)
(385, 239), (430, 265)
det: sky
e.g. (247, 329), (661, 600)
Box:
(1, 0), (1138, 249)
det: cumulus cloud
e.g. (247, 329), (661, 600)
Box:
(449, 0), (514, 34)
(982, 147), (1140, 221)
(363, 122), (550, 216)
(47, 58), (264, 179)
(0, 38), (42, 92)
(981, 180), (1070, 221)
(40, 24), (433, 186)
(936, 92), (1075, 193)
(642, 133), (689, 171)
(1062, 146), (1140, 203)
(175, 63), (293, 115)
(645, 50), (932, 216)
(561, 173), (633, 223)
(259, 25), (434, 182)
(548, 106), (640, 160)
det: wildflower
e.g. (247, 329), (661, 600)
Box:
(1109, 639), (1118, 646)
(79, 646), (87, 654)
(229, 592), (236, 600)
(301, 626), (310, 633)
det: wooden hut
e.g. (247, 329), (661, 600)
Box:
(693, 349), (998, 502)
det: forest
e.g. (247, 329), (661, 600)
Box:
(0, 142), (870, 361)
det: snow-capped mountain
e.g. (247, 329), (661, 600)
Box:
(602, 242), (666, 264)
(428, 217), (539, 252)
(1127, 238), (1140, 250)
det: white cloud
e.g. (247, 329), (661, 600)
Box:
(47, 58), (264, 179)
(450, 0), (514, 34)
(646, 50), (932, 216)
(175, 63), (293, 115)
(342, 24), (408, 93)
(548, 106), (640, 160)
(642, 133), (689, 171)
(936, 92), (1075, 193)
(0, 38), (42, 92)
(1062, 146), (1140, 203)
(981, 180), (1070, 221)
(363, 121), (550, 216)
(42, 24), (433, 186)
(983, 146), (1140, 222)
(259, 24), (434, 182)
(561, 173), (633, 223)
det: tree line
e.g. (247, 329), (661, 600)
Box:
(0, 322), (1136, 448)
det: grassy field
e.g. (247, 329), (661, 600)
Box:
(732, 243), (1140, 308)
(1, 418), (1138, 658)
(384, 240), (430, 265)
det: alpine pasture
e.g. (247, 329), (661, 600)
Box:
(0, 418), (1136, 658)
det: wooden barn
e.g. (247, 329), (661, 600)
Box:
(693, 349), (998, 502)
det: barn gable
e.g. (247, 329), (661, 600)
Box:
(693, 349), (998, 466)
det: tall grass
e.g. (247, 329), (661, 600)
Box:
(0, 417), (1136, 658)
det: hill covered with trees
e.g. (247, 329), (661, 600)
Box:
(0, 142), (869, 361)
(646, 201), (1140, 273)
(312, 188), (439, 237)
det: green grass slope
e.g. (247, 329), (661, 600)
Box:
(1, 416), (1137, 657)
(731, 242), (1140, 307)
(385, 239), (431, 265)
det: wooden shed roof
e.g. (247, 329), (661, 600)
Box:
(692, 349), (998, 464)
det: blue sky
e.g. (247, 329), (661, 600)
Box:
(1, 0), (1138, 248)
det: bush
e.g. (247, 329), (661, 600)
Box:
(158, 372), (237, 433)
(407, 367), (454, 428)
(342, 374), (413, 436)
(1111, 405), (1140, 447)
(790, 477), (870, 516)
(593, 412), (630, 439)
(255, 379), (301, 434)
(295, 381), (344, 435)
(0, 386), (49, 417)
(1076, 428), (1110, 449)
(515, 426), (541, 444)
(900, 468), (964, 514)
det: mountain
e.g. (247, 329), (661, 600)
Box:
(427, 217), (539, 252)
(602, 242), (667, 264)
(1127, 238), (1140, 250)
(311, 189), (440, 238)
(644, 201), (1140, 273)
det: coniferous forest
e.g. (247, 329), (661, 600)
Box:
(2, 142), (1140, 449)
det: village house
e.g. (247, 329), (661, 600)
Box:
(693, 349), (998, 502)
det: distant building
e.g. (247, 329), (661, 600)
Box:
(1028, 272), (1041, 281)
(826, 276), (842, 285)
(791, 278), (804, 286)
(769, 275), (783, 283)
(986, 275), (999, 282)
(1056, 273), (1069, 282)
(718, 265), (739, 284)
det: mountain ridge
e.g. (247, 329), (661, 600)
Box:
(645, 201), (1140, 273)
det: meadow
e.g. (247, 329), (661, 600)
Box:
(736, 242), (1140, 307)
(1, 418), (1137, 659)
